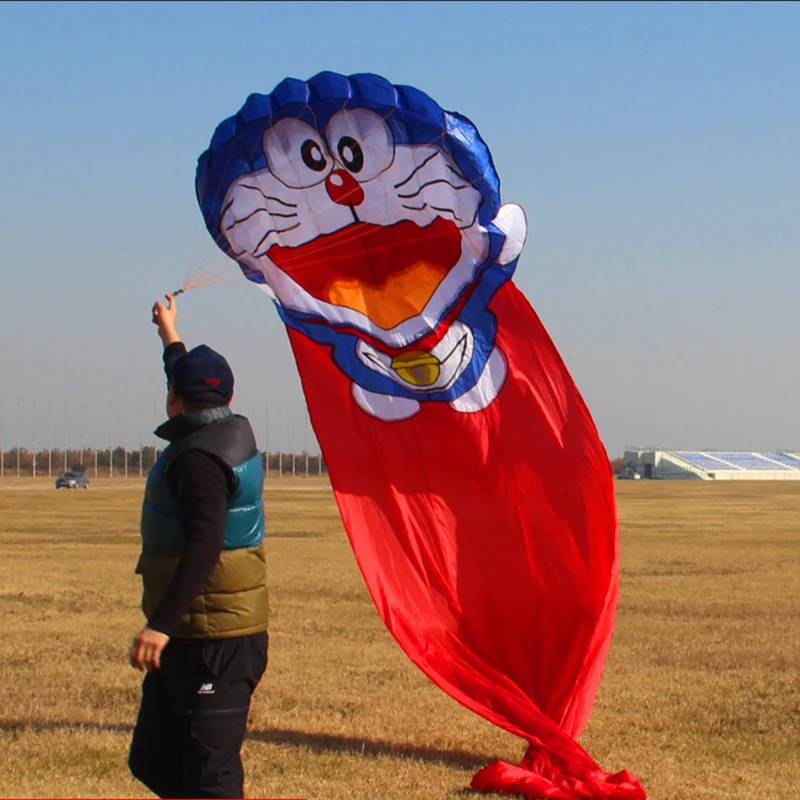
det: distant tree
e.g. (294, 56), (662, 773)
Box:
(609, 457), (625, 475)
(112, 446), (127, 472)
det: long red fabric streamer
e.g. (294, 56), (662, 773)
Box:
(288, 283), (646, 799)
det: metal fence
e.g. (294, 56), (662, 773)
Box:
(0, 399), (325, 479)
(0, 447), (326, 480)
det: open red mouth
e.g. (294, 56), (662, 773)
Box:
(267, 217), (462, 330)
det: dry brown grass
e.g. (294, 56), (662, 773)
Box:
(0, 478), (798, 799)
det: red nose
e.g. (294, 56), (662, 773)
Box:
(326, 170), (364, 206)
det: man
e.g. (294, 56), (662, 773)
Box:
(128, 293), (268, 799)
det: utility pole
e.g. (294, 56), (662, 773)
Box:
(278, 405), (283, 479)
(47, 397), (52, 477)
(32, 434), (36, 477)
(93, 398), (98, 477)
(264, 403), (269, 478)
(153, 399), (158, 474)
(32, 399), (36, 479)
(63, 399), (67, 473)
(109, 399), (113, 479)
(304, 409), (309, 478)
(79, 399), (84, 467)
(291, 405), (296, 477)
(124, 399), (128, 478)
(138, 401), (143, 479)
(16, 394), (21, 478)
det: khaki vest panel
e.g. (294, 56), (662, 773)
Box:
(137, 545), (269, 639)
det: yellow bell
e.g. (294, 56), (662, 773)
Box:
(391, 350), (441, 387)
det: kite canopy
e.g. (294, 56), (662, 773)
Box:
(196, 71), (646, 800)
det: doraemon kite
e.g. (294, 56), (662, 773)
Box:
(198, 74), (525, 422)
(197, 72), (645, 799)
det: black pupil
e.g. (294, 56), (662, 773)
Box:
(338, 136), (364, 173)
(301, 140), (326, 172)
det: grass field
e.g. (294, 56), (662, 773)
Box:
(0, 477), (798, 799)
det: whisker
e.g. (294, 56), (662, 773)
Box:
(393, 151), (440, 189)
(238, 184), (298, 208)
(457, 207), (480, 231)
(429, 205), (463, 223)
(447, 164), (468, 182)
(256, 222), (376, 263)
(401, 202), (464, 224)
(397, 179), (470, 199)
(224, 208), (298, 231)
(252, 222), (302, 257)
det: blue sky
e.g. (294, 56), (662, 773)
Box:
(1, 1), (798, 457)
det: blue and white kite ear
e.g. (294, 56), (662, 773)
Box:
(493, 203), (527, 265)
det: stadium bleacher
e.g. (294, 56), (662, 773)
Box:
(761, 453), (800, 470)
(676, 452), (739, 470)
(712, 453), (789, 470)
(676, 451), (798, 472)
(624, 447), (800, 480)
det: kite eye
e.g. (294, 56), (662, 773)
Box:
(301, 139), (328, 172)
(263, 118), (331, 188)
(337, 136), (364, 174)
(326, 109), (394, 181)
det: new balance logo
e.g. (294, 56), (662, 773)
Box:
(197, 682), (215, 695)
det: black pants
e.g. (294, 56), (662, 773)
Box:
(129, 632), (268, 799)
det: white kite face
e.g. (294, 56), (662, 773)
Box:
(219, 109), (493, 349)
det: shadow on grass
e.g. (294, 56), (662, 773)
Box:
(247, 726), (502, 770)
(0, 718), (503, 772)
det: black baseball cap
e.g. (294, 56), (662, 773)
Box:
(166, 345), (234, 406)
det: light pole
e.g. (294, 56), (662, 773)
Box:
(79, 399), (84, 468)
(264, 403), (269, 478)
(124, 400), (129, 478)
(47, 397), (52, 478)
(291, 405), (296, 477)
(304, 408), (309, 478)
(153, 399), (158, 474)
(16, 394), (21, 478)
(138, 401), (143, 479)
(109, 399), (114, 479)
(63, 399), (67, 474)
(31, 400), (36, 479)
(278, 405), (283, 479)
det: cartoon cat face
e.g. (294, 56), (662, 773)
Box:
(219, 108), (493, 349)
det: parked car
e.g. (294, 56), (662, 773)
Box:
(55, 471), (90, 489)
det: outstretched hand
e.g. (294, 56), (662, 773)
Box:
(152, 293), (181, 346)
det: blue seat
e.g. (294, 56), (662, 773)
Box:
(676, 452), (739, 470)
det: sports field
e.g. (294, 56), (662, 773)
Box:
(0, 478), (797, 799)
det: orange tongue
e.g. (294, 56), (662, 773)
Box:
(325, 260), (448, 330)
